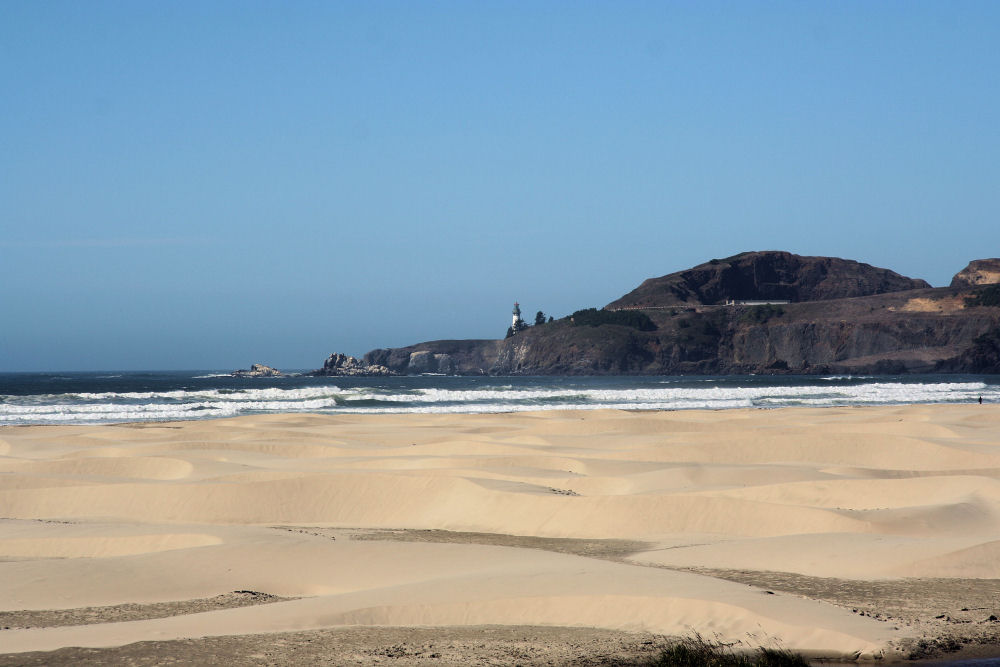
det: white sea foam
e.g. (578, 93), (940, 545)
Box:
(0, 380), (995, 425)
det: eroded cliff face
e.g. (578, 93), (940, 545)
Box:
(489, 288), (1000, 375)
(726, 311), (1000, 374)
(951, 259), (1000, 288)
(364, 340), (504, 375)
(945, 328), (1000, 373)
(491, 321), (654, 375)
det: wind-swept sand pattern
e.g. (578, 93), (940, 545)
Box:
(1, 405), (999, 663)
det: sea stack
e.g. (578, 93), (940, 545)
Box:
(231, 363), (285, 378)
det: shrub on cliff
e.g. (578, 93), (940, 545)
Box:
(570, 308), (657, 331)
(677, 311), (725, 349)
(739, 304), (785, 324)
(965, 285), (1000, 307)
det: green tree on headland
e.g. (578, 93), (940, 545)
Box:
(535, 311), (547, 326)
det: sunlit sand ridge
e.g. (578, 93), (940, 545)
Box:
(1, 405), (998, 662)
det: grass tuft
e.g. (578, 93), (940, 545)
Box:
(644, 637), (809, 667)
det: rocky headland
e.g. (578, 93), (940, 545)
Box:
(323, 252), (1000, 376)
(364, 339), (503, 376)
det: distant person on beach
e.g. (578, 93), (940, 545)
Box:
(980, 395), (983, 404)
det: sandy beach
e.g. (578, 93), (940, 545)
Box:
(1, 405), (998, 664)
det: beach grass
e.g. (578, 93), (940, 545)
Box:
(646, 638), (809, 667)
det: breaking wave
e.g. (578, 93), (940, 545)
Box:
(0, 372), (997, 425)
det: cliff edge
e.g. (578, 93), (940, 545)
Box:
(951, 259), (1000, 288)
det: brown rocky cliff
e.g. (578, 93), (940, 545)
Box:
(951, 259), (1000, 288)
(606, 251), (930, 309)
(365, 340), (503, 375)
(490, 288), (1000, 375)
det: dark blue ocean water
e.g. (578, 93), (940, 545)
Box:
(1, 371), (998, 425)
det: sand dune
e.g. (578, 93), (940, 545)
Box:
(1, 405), (998, 661)
(0, 529), (899, 656)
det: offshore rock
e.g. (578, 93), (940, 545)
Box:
(951, 259), (1000, 288)
(312, 353), (398, 377)
(232, 363), (285, 378)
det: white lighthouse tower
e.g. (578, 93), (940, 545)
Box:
(512, 302), (523, 329)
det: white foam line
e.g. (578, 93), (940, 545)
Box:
(0, 381), (996, 425)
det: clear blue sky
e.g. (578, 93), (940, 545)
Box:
(3, 1), (999, 371)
